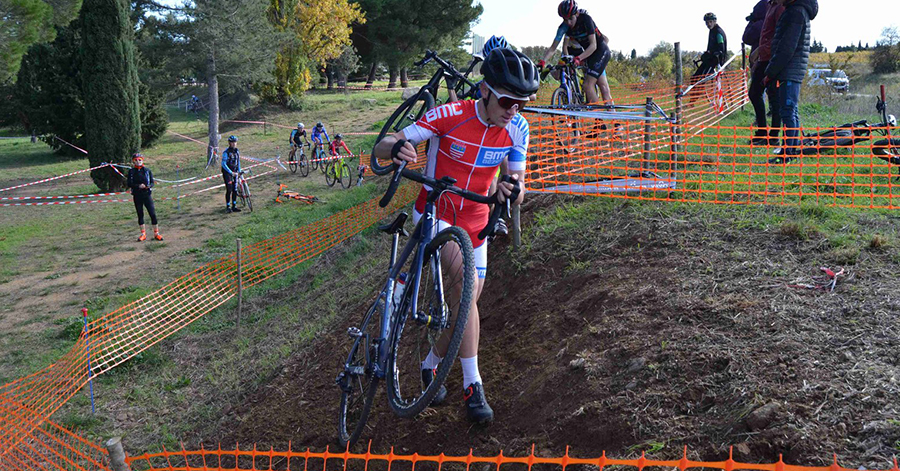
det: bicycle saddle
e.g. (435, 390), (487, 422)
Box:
(379, 212), (409, 237)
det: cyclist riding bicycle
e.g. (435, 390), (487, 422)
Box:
(329, 133), (351, 156)
(446, 35), (508, 102)
(693, 12), (728, 79)
(221, 135), (243, 213)
(373, 47), (537, 424)
(290, 122), (309, 152)
(312, 122), (330, 147)
(538, 0), (614, 105)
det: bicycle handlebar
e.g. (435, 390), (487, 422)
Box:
(372, 157), (521, 241)
(415, 50), (477, 88)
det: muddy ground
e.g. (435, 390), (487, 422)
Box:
(171, 195), (900, 469)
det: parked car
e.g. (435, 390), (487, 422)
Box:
(807, 68), (850, 93)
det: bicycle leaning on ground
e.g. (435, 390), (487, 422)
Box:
(335, 158), (519, 447)
(376, 50), (479, 142)
(234, 170), (253, 212)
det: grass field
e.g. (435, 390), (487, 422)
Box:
(2, 71), (900, 460)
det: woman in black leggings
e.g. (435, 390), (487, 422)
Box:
(127, 153), (163, 241)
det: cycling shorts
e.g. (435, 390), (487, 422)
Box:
(222, 171), (235, 185)
(584, 42), (611, 79)
(413, 209), (488, 279)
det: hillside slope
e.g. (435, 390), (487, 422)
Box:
(205, 195), (899, 468)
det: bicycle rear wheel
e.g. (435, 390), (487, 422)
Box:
(299, 151), (309, 177)
(340, 161), (352, 189)
(386, 225), (474, 418)
(325, 161), (337, 187)
(337, 298), (383, 447)
(873, 138), (900, 161)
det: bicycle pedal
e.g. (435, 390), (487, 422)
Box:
(347, 327), (363, 338)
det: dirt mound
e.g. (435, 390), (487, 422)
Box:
(210, 196), (900, 468)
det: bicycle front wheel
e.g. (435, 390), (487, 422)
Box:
(289, 150), (298, 173)
(386, 225), (474, 418)
(377, 91), (435, 144)
(340, 161), (352, 189)
(325, 161), (337, 187)
(299, 152), (309, 177)
(310, 152), (319, 171)
(319, 151), (328, 174)
(241, 181), (253, 212)
(337, 298), (383, 448)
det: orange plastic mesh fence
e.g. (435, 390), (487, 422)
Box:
(525, 116), (900, 208)
(124, 444), (900, 471)
(0, 182), (419, 457)
(0, 403), (109, 471)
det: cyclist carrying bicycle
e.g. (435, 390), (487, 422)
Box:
(374, 47), (538, 424)
(290, 123), (309, 153)
(446, 35), (507, 102)
(221, 135), (243, 213)
(538, 0), (613, 105)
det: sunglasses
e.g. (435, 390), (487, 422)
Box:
(484, 83), (529, 110)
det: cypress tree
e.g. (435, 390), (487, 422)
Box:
(80, 0), (141, 191)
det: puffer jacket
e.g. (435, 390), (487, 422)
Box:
(765, 0), (818, 83)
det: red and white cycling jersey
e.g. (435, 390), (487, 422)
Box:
(402, 99), (529, 248)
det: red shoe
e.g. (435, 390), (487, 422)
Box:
(154, 233), (164, 241)
(138, 232), (147, 242)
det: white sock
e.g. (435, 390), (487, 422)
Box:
(421, 349), (442, 370)
(460, 356), (481, 388)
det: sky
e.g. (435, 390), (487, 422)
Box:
(470, 0), (898, 56)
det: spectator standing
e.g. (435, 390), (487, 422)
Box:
(127, 153), (163, 241)
(765, 0), (818, 163)
(750, 0), (786, 146)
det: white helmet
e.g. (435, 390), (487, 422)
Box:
(298, 122), (305, 128)
(888, 115), (897, 127)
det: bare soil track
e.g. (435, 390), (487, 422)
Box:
(198, 195), (900, 469)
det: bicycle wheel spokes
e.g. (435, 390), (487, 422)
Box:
(337, 298), (383, 447)
(325, 161), (337, 187)
(289, 151), (298, 173)
(340, 161), (352, 188)
(387, 226), (474, 418)
(300, 152), (309, 177)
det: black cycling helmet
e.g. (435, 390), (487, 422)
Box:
(315, 122), (323, 128)
(335, 133), (343, 140)
(132, 152), (144, 160)
(228, 135), (238, 143)
(703, 12), (716, 21)
(481, 48), (540, 98)
(558, 0), (578, 19)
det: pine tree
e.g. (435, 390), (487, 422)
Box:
(81, 0), (141, 191)
(631, 49), (637, 60)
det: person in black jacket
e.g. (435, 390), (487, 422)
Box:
(765, 0), (818, 163)
(693, 13), (727, 79)
(127, 153), (163, 241)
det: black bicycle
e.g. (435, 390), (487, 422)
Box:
(376, 51), (480, 144)
(335, 153), (518, 447)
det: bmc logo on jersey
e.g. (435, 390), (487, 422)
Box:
(476, 148), (510, 167)
(424, 103), (463, 123)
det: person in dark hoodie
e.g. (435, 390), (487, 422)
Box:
(127, 153), (163, 242)
(743, 0), (770, 144)
(765, 0), (818, 163)
(749, 0), (786, 146)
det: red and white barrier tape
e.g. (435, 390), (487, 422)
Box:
(0, 191), (129, 202)
(166, 130), (207, 146)
(0, 163), (112, 193)
(53, 136), (89, 154)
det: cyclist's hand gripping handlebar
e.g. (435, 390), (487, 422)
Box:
(478, 175), (521, 241)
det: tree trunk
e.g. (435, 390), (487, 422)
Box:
(207, 51), (220, 160)
(388, 66), (399, 89)
(400, 67), (409, 88)
(81, 0), (141, 192)
(326, 65), (334, 89)
(365, 62), (377, 89)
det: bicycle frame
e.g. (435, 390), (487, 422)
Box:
(370, 199), (445, 379)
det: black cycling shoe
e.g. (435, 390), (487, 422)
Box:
(232, 206), (242, 212)
(226, 206), (233, 213)
(464, 382), (494, 423)
(421, 368), (447, 406)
